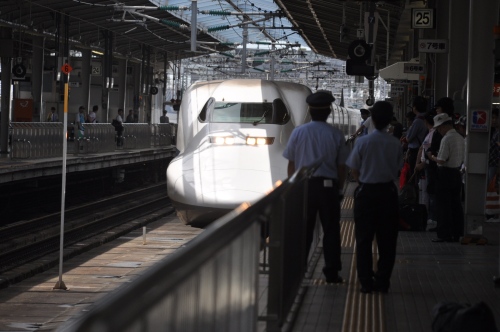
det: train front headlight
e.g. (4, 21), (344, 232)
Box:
(246, 137), (274, 145)
(209, 136), (235, 145)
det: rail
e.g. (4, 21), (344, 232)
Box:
(10, 122), (175, 159)
(58, 163), (320, 332)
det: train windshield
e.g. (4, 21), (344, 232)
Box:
(198, 98), (290, 125)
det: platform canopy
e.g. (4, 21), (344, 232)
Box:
(1, 0), (415, 68)
(0, 0), (306, 61)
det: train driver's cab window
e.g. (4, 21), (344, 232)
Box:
(202, 99), (290, 125)
(198, 97), (215, 122)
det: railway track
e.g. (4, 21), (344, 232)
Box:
(0, 184), (174, 286)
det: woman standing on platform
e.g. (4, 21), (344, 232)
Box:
(346, 101), (403, 294)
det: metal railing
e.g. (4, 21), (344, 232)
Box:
(121, 124), (151, 150)
(11, 123), (64, 159)
(80, 123), (117, 153)
(10, 122), (174, 158)
(152, 124), (174, 147)
(57, 164), (318, 332)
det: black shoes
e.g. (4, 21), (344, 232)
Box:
(360, 284), (389, 294)
(360, 278), (389, 294)
(326, 275), (344, 284)
(360, 286), (372, 293)
(431, 237), (458, 243)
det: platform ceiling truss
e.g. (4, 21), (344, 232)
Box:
(274, 0), (408, 69)
(0, 0), (302, 61)
(1, 0), (412, 76)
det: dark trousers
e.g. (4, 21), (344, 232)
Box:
(353, 182), (399, 289)
(306, 178), (342, 279)
(436, 167), (464, 240)
(407, 148), (419, 178)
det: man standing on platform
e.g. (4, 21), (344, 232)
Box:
(87, 105), (98, 123)
(283, 90), (349, 284)
(346, 101), (403, 293)
(429, 113), (465, 242)
(47, 107), (59, 122)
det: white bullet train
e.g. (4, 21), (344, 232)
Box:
(166, 79), (361, 226)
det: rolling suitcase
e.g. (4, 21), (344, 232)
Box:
(399, 204), (428, 231)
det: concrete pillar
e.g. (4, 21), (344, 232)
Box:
(118, 58), (127, 111)
(447, 0), (469, 115)
(81, 48), (91, 114)
(464, 0), (500, 235)
(0, 27), (13, 154)
(434, 0), (450, 102)
(32, 36), (44, 122)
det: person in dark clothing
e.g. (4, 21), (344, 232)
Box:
(429, 113), (465, 243)
(405, 96), (428, 181)
(415, 110), (440, 227)
(434, 97), (455, 118)
(283, 91), (349, 284)
(390, 116), (403, 140)
(346, 101), (403, 293)
(125, 109), (135, 123)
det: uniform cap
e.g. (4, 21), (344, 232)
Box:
(433, 113), (452, 127)
(306, 91), (335, 107)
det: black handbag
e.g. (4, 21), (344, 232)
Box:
(399, 173), (417, 205)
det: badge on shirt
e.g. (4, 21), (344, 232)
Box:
(324, 179), (333, 187)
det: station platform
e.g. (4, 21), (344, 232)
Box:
(0, 146), (177, 184)
(0, 213), (202, 331)
(0, 182), (499, 331)
(291, 184), (500, 331)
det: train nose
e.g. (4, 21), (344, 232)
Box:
(167, 144), (287, 209)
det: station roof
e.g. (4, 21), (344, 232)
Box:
(1, 0), (304, 62)
(274, 0), (410, 69)
(1, 0), (414, 68)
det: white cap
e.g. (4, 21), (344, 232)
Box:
(433, 113), (452, 128)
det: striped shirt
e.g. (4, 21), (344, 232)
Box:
(436, 129), (464, 168)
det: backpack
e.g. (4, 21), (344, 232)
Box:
(432, 301), (498, 332)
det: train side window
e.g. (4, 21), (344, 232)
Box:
(198, 97), (215, 123)
(272, 99), (290, 125)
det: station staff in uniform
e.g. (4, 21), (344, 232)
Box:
(346, 101), (403, 293)
(283, 90), (349, 284)
(429, 113), (465, 242)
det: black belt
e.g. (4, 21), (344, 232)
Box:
(438, 166), (461, 171)
(359, 181), (393, 186)
(310, 177), (337, 182)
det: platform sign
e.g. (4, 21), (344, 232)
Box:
(61, 63), (73, 75)
(493, 83), (500, 97)
(403, 63), (426, 74)
(391, 86), (405, 93)
(418, 39), (448, 53)
(92, 65), (101, 76)
(389, 91), (401, 98)
(412, 9), (435, 29)
(470, 110), (488, 132)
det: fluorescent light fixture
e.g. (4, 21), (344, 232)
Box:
(92, 50), (104, 55)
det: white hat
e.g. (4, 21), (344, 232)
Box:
(433, 113), (452, 128)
